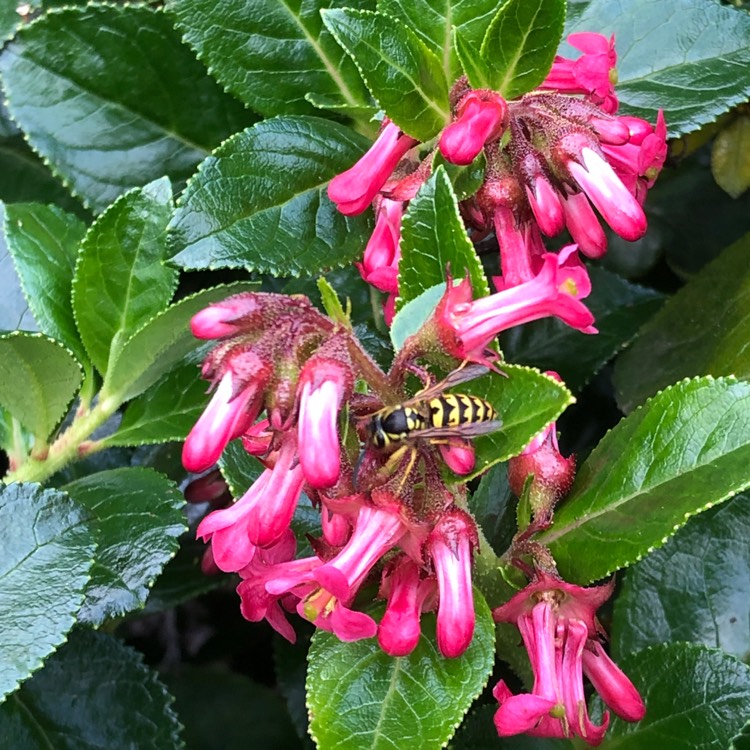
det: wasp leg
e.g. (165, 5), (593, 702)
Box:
(396, 446), (419, 493)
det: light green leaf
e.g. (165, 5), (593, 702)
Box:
(0, 332), (82, 440)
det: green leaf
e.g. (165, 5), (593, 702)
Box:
(612, 492), (750, 662)
(398, 165), (489, 310)
(452, 26), (494, 90)
(167, 0), (372, 118)
(0, 136), (82, 210)
(321, 8), (450, 141)
(274, 634), (315, 746)
(0, 332), (82, 440)
(102, 349), (210, 448)
(537, 377), (750, 584)
(72, 178), (177, 376)
(0, 4), (252, 212)
(63, 468), (186, 626)
(377, 0), (503, 81)
(4, 203), (87, 363)
(0, 483), (94, 702)
(462, 365), (573, 480)
(307, 592), (495, 750)
(566, 0), (750, 137)
(101, 282), (257, 404)
(469, 462), (517, 557)
(590, 643), (750, 750)
(168, 117), (373, 276)
(165, 666), (301, 750)
(479, 0), (566, 98)
(432, 149), (486, 200)
(502, 267), (665, 392)
(0, 0), (19, 41)
(0, 628), (183, 749)
(614, 232), (750, 413)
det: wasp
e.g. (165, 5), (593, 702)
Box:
(363, 364), (502, 456)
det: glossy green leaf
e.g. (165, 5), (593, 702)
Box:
(101, 282), (257, 404)
(167, 0), (372, 117)
(4, 203), (87, 362)
(0, 628), (183, 749)
(168, 117), (372, 276)
(452, 26), (494, 90)
(103, 349), (210, 447)
(307, 592), (495, 750)
(0, 332), (82, 440)
(566, 0), (750, 137)
(469, 462), (517, 557)
(0, 483), (94, 701)
(479, 0), (565, 98)
(0, 4), (252, 212)
(63, 468), (186, 626)
(432, 150), (486, 201)
(538, 377), (750, 584)
(321, 8), (450, 141)
(613, 492), (750, 662)
(0, 136), (81, 210)
(72, 178), (176, 376)
(614, 232), (750, 412)
(377, 0), (503, 81)
(502, 267), (664, 392)
(166, 666), (301, 750)
(398, 166), (489, 310)
(590, 644), (750, 750)
(462, 365), (573, 480)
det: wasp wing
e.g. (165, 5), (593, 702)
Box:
(414, 363), (492, 400)
(412, 418), (503, 441)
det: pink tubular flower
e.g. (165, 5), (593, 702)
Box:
(493, 207), (545, 287)
(492, 571), (645, 745)
(439, 90), (508, 165)
(328, 120), (419, 215)
(196, 438), (305, 568)
(356, 197), (404, 293)
(435, 245), (596, 364)
(297, 358), (350, 489)
(427, 509), (478, 658)
(541, 33), (618, 113)
(190, 295), (262, 339)
(378, 558), (435, 656)
(182, 360), (267, 473)
(562, 191), (608, 259)
(559, 134), (647, 241)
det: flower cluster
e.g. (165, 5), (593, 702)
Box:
(182, 292), (487, 657)
(327, 32), (667, 323)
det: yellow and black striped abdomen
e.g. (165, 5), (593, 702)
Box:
(428, 394), (497, 429)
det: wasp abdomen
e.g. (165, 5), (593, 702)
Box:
(428, 394), (496, 428)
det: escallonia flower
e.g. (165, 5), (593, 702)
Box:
(432, 245), (596, 366)
(492, 570), (646, 746)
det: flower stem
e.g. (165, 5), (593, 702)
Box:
(5, 395), (119, 485)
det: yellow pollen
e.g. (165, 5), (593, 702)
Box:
(560, 278), (579, 297)
(550, 703), (567, 719)
(609, 68), (618, 85)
